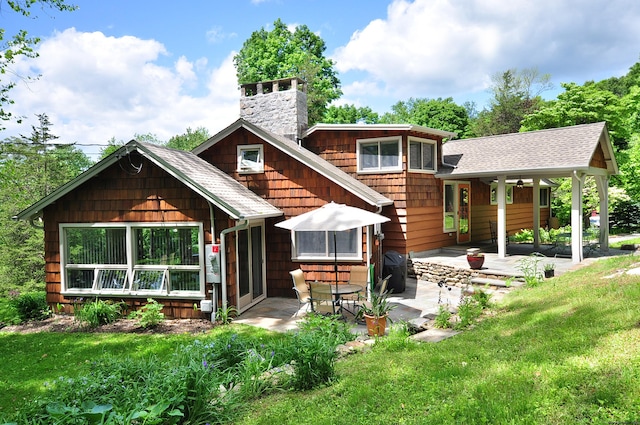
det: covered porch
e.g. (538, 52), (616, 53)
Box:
(438, 122), (618, 264)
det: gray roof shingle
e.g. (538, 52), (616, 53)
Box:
(438, 122), (616, 178)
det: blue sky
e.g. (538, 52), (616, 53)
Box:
(3, 0), (640, 158)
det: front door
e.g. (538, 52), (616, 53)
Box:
(237, 223), (265, 312)
(458, 183), (471, 244)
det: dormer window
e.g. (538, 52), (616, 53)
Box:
(357, 136), (402, 173)
(408, 136), (437, 173)
(237, 144), (264, 173)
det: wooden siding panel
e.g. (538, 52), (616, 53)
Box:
(42, 155), (219, 318)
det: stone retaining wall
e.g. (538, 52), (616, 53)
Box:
(408, 258), (514, 288)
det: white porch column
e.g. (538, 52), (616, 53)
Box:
(497, 175), (507, 258)
(571, 172), (585, 263)
(533, 178), (540, 249)
(595, 175), (610, 252)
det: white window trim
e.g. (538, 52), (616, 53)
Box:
(539, 187), (550, 208)
(490, 183), (514, 205)
(237, 144), (264, 174)
(59, 222), (205, 298)
(356, 136), (403, 174)
(443, 181), (457, 232)
(408, 136), (437, 173)
(290, 228), (363, 262)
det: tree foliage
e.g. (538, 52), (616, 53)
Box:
(0, 0), (77, 130)
(380, 97), (470, 137)
(323, 104), (379, 124)
(233, 18), (342, 126)
(471, 68), (552, 136)
(166, 127), (210, 151)
(0, 114), (90, 295)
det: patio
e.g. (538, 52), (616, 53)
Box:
(234, 238), (636, 334)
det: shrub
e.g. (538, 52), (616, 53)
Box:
(433, 304), (452, 329)
(75, 298), (123, 328)
(10, 291), (50, 323)
(129, 298), (165, 328)
(610, 199), (640, 232)
(215, 304), (239, 324)
(517, 253), (545, 287)
(454, 296), (483, 330)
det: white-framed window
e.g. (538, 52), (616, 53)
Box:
(292, 228), (361, 261)
(357, 136), (402, 173)
(490, 183), (513, 205)
(60, 222), (204, 298)
(540, 187), (549, 207)
(408, 137), (437, 173)
(443, 182), (456, 232)
(237, 144), (264, 173)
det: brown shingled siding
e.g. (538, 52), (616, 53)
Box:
(42, 154), (221, 318)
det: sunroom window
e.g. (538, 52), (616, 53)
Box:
(357, 136), (402, 173)
(293, 229), (360, 261)
(61, 223), (204, 297)
(408, 137), (436, 172)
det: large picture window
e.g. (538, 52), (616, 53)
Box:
(293, 229), (361, 261)
(408, 137), (437, 172)
(61, 223), (204, 297)
(357, 136), (402, 173)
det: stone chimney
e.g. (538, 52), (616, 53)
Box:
(239, 77), (308, 141)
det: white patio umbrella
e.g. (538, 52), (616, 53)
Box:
(275, 202), (390, 296)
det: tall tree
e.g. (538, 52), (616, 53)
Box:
(233, 19), (342, 126)
(0, 114), (90, 294)
(323, 104), (379, 124)
(471, 68), (552, 136)
(0, 0), (77, 130)
(166, 127), (210, 151)
(380, 97), (470, 138)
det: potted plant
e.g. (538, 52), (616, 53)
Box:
(544, 262), (555, 278)
(357, 290), (396, 336)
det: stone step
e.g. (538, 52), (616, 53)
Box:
(470, 277), (523, 288)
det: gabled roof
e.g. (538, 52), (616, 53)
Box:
(15, 140), (283, 221)
(193, 118), (394, 208)
(305, 123), (457, 139)
(437, 122), (618, 179)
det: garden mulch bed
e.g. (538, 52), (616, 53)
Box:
(0, 314), (216, 334)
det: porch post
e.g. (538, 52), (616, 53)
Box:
(533, 178), (540, 249)
(497, 175), (507, 258)
(595, 175), (610, 252)
(571, 172), (585, 263)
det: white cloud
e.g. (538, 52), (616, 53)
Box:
(4, 28), (239, 159)
(334, 0), (640, 107)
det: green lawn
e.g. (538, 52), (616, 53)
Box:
(1, 254), (640, 424)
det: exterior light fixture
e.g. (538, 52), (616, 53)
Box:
(516, 179), (524, 188)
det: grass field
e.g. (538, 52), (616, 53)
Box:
(1, 254), (639, 424)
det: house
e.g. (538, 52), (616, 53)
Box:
(15, 77), (617, 318)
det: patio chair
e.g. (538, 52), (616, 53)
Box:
(290, 269), (311, 316)
(489, 221), (509, 245)
(309, 281), (337, 315)
(342, 265), (369, 311)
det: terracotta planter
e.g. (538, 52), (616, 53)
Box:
(364, 314), (387, 336)
(467, 255), (485, 269)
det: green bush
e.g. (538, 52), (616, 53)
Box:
(10, 291), (50, 323)
(433, 304), (452, 329)
(75, 298), (123, 328)
(129, 298), (165, 328)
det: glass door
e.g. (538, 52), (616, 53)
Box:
(458, 183), (470, 244)
(237, 223), (265, 311)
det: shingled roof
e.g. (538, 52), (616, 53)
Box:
(437, 122), (618, 179)
(15, 140), (283, 221)
(194, 118), (394, 208)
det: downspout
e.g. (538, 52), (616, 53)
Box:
(208, 202), (216, 323)
(219, 219), (248, 310)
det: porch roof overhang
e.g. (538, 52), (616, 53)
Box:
(14, 140), (283, 222)
(436, 122), (618, 180)
(193, 118), (394, 208)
